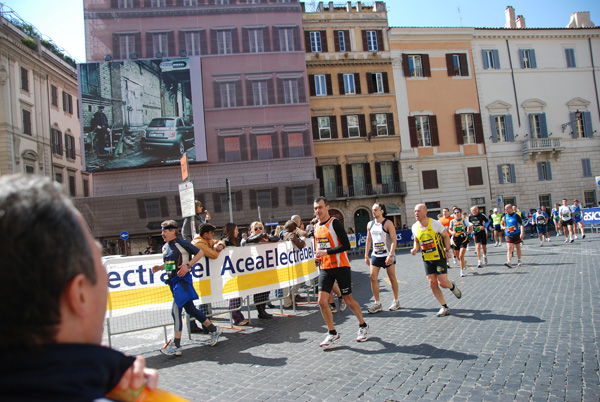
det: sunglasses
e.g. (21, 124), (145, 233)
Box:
(254, 226), (264, 231)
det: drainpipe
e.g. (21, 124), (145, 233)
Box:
(589, 38), (600, 120)
(505, 39), (521, 127)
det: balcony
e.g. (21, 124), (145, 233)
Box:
(522, 138), (563, 161)
(320, 181), (407, 200)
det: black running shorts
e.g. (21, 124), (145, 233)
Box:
(423, 259), (449, 276)
(318, 266), (352, 295)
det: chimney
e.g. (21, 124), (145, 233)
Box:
(567, 11), (595, 28)
(516, 15), (526, 28)
(505, 6), (516, 28)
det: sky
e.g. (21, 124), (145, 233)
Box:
(1, 0), (599, 63)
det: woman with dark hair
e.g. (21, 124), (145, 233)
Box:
(223, 223), (248, 326)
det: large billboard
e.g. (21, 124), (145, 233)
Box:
(78, 57), (206, 172)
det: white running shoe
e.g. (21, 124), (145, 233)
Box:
(504, 261), (512, 268)
(161, 344), (182, 356)
(356, 325), (370, 342)
(460, 270), (465, 277)
(368, 303), (383, 314)
(517, 260), (522, 267)
(209, 326), (223, 346)
(540, 241), (543, 247)
(477, 261), (482, 268)
(436, 306), (450, 317)
(574, 235), (578, 239)
(451, 282), (462, 299)
(320, 332), (341, 348)
(388, 300), (401, 311)
(564, 238), (569, 243)
(484, 255), (488, 265)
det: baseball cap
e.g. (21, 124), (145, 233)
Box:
(493, 208), (498, 212)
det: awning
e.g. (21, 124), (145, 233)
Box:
(386, 203), (402, 216)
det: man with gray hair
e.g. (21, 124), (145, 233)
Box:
(0, 174), (158, 400)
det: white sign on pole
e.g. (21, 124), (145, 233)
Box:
(179, 182), (195, 218)
(596, 176), (600, 191)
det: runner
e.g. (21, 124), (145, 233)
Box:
(532, 207), (549, 247)
(571, 199), (586, 240)
(438, 208), (453, 265)
(559, 198), (575, 243)
(552, 203), (562, 236)
(491, 208), (503, 246)
(411, 204), (462, 317)
(313, 197), (369, 348)
(468, 206), (489, 268)
(501, 204), (524, 267)
(364, 203), (400, 313)
(448, 207), (472, 277)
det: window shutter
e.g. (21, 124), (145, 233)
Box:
(519, 50), (525, 69)
(235, 80), (243, 107)
(474, 113), (484, 143)
(341, 115), (348, 138)
(281, 132), (289, 158)
(528, 114), (534, 137)
(298, 76), (306, 103)
(312, 116), (319, 140)
(369, 113), (376, 135)
(490, 115), (498, 143)
(334, 30), (340, 52)
(286, 187), (293, 206)
(137, 199), (147, 219)
(361, 30), (368, 51)
(505, 114), (515, 142)
(235, 191), (243, 212)
(366, 73), (374, 94)
(271, 188), (279, 208)
(330, 115), (338, 138)
(231, 28), (239, 54)
(316, 166), (324, 193)
(304, 31), (311, 52)
(582, 159), (592, 177)
(335, 165), (343, 196)
(376, 30), (384, 51)
(546, 161), (552, 180)
(583, 111), (593, 137)
(570, 112), (577, 138)
(497, 165), (504, 184)
(539, 113), (548, 138)
(346, 165), (354, 196)
(212, 193), (222, 213)
(408, 116), (418, 147)
(530, 49), (537, 68)
(178, 31), (186, 54)
(246, 80), (253, 106)
(430, 115), (440, 146)
(303, 130), (311, 156)
(537, 162), (543, 181)
(167, 31), (175, 57)
(210, 29), (218, 54)
(359, 114), (367, 137)
(422, 54), (431, 77)
(306, 185), (314, 204)
(509, 164), (516, 183)
(146, 32), (154, 58)
(375, 162), (382, 184)
(250, 135), (258, 160)
(242, 28), (250, 53)
(217, 136), (225, 162)
(325, 74), (332, 96)
(276, 78), (284, 104)
(482, 49), (489, 69)
(354, 73), (361, 94)
(382, 72), (389, 93)
(364, 162), (372, 192)
(459, 54), (469, 76)
(271, 132), (279, 159)
(338, 73), (345, 95)
(320, 31), (328, 52)
(272, 27), (280, 51)
(493, 50), (500, 69)
(267, 78), (275, 105)
(112, 34), (120, 59)
(263, 27), (270, 52)
(402, 54), (410, 77)
(240, 134), (248, 161)
(343, 31), (351, 51)
(387, 113), (395, 135)
(159, 197), (169, 217)
(445, 54), (454, 76)
(292, 26), (300, 51)
(454, 114), (464, 144)
(249, 190), (257, 209)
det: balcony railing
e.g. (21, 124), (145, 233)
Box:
(320, 181), (407, 200)
(522, 138), (562, 153)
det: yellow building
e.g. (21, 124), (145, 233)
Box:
(302, 1), (405, 233)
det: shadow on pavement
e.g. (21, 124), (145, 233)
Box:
(324, 340), (477, 361)
(451, 308), (544, 323)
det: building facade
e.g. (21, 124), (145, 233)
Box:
(303, 1), (405, 233)
(0, 13), (89, 196)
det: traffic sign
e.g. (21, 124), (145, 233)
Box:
(120, 231), (129, 240)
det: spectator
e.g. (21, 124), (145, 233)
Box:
(222, 223), (248, 326)
(291, 214), (308, 237)
(182, 201), (211, 241)
(280, 220), (307, 308)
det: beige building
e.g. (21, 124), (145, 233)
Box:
(302, 1), (405, 233)
(0, 12), (89, 196)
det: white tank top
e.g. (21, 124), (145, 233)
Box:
(370, 218), (393, 257)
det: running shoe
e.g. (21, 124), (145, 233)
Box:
(564, 238), (569, 243)
(388, 300), (401, 311)
(209, 326), (223, 346)
(368, 303), (383, 314)
(477, 261), (482, 268)
(320, 332), (340, 348)
(161, 344), (182, 356)
(460, 270), (465, 277)
(517, 260), (522, 267)
(330, 303), (338, 314)
(540, 242), (543, 247)
(451, 282), (462, 299)
(338, 296), (347, 312)
(574, 235), (578, 239)
(484, 255), (488, 265)
(504, 261), (513, 268)
(582, 234), (586, 239)
(356, 324), (370, 342)
(436, 306), (450, 317)
(570, 238), (574, 243)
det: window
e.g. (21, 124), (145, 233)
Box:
(317, 117), (331, 139)
(337, 30), (347, 52)
(183, 0), (198, 5)
(51, 129), (63, 155)
(422, 170), (438, 190)
(118, 0), (133, 7)
(582, 158), (592, 177)
(248, 29), (264, 53)
(321, 165), (338, 199)
(252, 80), (268, 106)
(375, 114), (388, 136)
(224, 136), (241, 162)
(25, 164), (35, 174)
(55, 171), (63, 184)
(80, 64), (99, 96)
(571, 111), (593, 138)
(83, 179), (89, 197)
(65, 134), (76, 159)
(256, 189), (272, 208)
(219, 192), (238, 212)
(380, 161), (394, 192)
(310, 31), (322, 52)
(347, 115), (360, 138)
(287, 132), (304, 157)
(529, 113), (548, 138)
(20, 67), (29, 91)
(220, 82), (237, 108)
(51, 85), (58, 106)
(151, 0), (165, 6)
(498, 164), (516, 184)
(68, 176), (76, 197)
(467, 167), (484, 186)
(584, 190), (597, 207)
(351, 164), (366, 196)
(22, 109), (32, 135)
(153, 33), (168, 56)
(537, 162), (552, 181)
(144, 199), (161, 218)
(215, 0), (229, 4)
(366, 30), (378, 51)
(461, 114), (476, 144)
(368, 73), (385, 94)
(119, 34), (136, 59)
(519, 49), (537, 69)
(217, 30), (233, 54)
(446, 53), (469, 76)
(282, 79), (299, 104)
(409, 55), (423, 77)
(343, 74), (356, 94)
(315, 75), (327, 96)
(62, 92), (73, 114)
(256, 134), (273, 160)
(539, 194), (551, 210)
(279, 28), (295, 52)
(425, 201), (441, 219)
(185, 32), (202, 56)
(565, 48), (576, 68)
(491, 115), (515, 143)
(292, 187), (307, 206)
(415, 116), (431, 147)
(483, 49), (500, 69)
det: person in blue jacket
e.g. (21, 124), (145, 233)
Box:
(152, 220), (222, 356)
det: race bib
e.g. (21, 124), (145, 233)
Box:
(507, 225), (516, 233)
(473, 226), (481, 232)
(421, 239), (436, 253)
(317, 238), (331, 250)
(374, 242), (387, 254)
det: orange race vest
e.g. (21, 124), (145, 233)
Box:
(314, 217), (350, 269)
